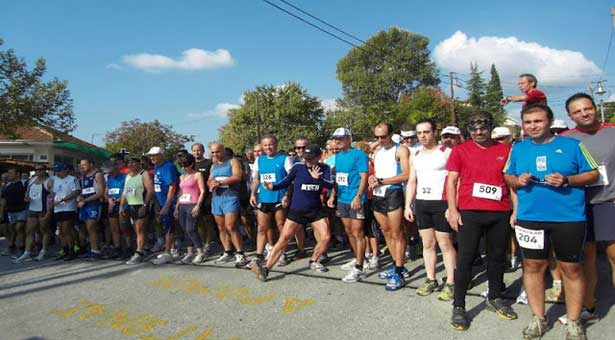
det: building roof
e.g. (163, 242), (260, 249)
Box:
(0, 124), (109, 154)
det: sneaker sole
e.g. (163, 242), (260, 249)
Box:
(450, 323), (468, 331)
(493, 309), (518, 321)
(416, 289), (436, 296)
(437, 294), (453, 301)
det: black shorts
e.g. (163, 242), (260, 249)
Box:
(516, 220), (586, 263)
(257, 202), (284, 214)
(587, 202), (615, 242)
(372, 188), (404, 213)
(54, 211), (76, 222)
(28, 210), (49, 218)
(363, 200), (379, 238)
(287, 208), (328, 225)
(127, 205), (149, 221)
(415, 200), (452, 233)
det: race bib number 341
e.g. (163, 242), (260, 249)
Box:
(472, 183), (502, 201)
(515, 225), (545, 250)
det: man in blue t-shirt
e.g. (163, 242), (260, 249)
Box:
(504, 104), (598, 340)
(327, 128), (369, 283)
(147, 146), (179, 265)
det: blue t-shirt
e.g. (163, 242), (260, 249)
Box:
(106, 173), (127, 199)
(273, 162), (334, 211)
(256, 153), (290, 203)
(334, 148), (368, 204)
(154, 160), (179, 206)
(504, 136), (597, 222)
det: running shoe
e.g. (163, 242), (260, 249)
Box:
(34, 249), (47, 261)
(192, 253), (206, 265)
(251, 258), (269, 282)
(437, 283), (454, 301)
(126, 252), (143, 265)
(564, 319), (587, 340)
(509, 256), (521, 272)
(416, 279), (439, 296)
(180, 253), (195, 264)
(340, 258), (357, 271)
(385, 272), (405, 291)
(342, 267), (366, 283)
(152, 252), (172, 265)
(235, 253), (249, 268)
(150, 240), (165, 253)
(378, 266), (410, 280)
(365, 255), (380, 270)
(486, 298), (518, 320)
(318, 253), (331, 264)
(276, 253), (291, 267)
(310, 261), (329, 273)
(264, 243), (273, 260)
(522, 315), (551, 340)
(214, 252), (234, 264)
(451, 306), (469, 331)
(13, 252), (33, 264)
(170, 248), (181, 261)
(545, 285), (564, 303)
(557, 307), (596, 325)
(516, 288), (528, 305)
(83, 251), (102, 261)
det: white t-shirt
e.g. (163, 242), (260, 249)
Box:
(52, 175), (80, 212)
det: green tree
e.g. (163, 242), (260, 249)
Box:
(466, 62), (486, 108)
(103, 119), (193, 159)
(0, 38), (75, 136)
(399, 87), (449, 126)
(219, 82), (324, 152)
(485, 64), (507, 124)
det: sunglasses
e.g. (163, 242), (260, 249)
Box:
(374, 135), (390, 140)
(294, 146), (306, 150)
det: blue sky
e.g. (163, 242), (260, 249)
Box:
(2, 0), (614, 146)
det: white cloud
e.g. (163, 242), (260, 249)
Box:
(433, 31), (601, 85)
(187, 102), (240, 118)
(122, 48), (235, 72)
(321, 98), (339, 112)
(106, 63), (122, 70)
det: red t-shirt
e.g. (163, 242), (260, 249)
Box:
(522, 89), (547, 109)
(446, 140), (511, 211)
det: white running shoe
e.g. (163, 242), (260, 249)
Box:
(214, 252), (234, 264)
(180, 253), (195, 264)
(170, 248), (181, 261)
(366, 256), (380, 270)
(13, 252), (32, 263)
(126, 252), (143, 265)
(152, 253), (172, 265)
(310, 261), (329, 273)
(340, 258), (357, 271)
(264, 244), (273, 260)
(234, 253), (249, 268)
(516, 288), (528, 305)
(192, 253), (206, 264)
(34, 249), (47, 261)
(342, 267), (366, 283)
(557, 308), (596, 325)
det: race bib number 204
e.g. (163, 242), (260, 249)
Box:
(515, 225), (545, 250)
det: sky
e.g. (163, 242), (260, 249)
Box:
(2, 0), (614, 147)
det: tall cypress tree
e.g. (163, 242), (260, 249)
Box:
(485, 64), (507, 124)
(467, 62), (486, 108)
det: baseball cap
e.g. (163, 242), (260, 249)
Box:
(303, 145), (323, 160)
(331, 127), (351, 139)
(52, 163), (68, 171)
(146, 146), (164, 155)
(551, 119), (568, 130)
(400, 130), (416, 138)
(441, 126), (461, 136)
(491, 127), (512, 139)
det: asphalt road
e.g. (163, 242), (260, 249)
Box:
(1, 239), (614, 340)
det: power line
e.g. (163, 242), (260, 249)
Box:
(601, 23), (614, 80)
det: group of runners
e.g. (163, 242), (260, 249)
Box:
(1, 73), (614, 340)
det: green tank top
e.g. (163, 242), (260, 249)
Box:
(124, 170), (145, 205)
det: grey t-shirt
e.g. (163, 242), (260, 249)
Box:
(563, 123), (615, 204)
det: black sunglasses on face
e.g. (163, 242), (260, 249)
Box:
(294, 146), (306, 150)
(374, 135), (389, 140)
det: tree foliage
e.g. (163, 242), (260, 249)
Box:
(485, 64), (507, 124)
(399, 87), (449, 126)
(0, 38), (76, 136)
(466, 63), (486, 108)
(219, 82), (324, 152)
(104, 119), (193, 159)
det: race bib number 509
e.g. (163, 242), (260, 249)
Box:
(472, 182), (502, 201)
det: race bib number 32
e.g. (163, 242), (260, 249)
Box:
(515, 225), (545, 250)
(472, 183), (502, 201)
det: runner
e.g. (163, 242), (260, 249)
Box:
(291, 137), (311, 258)
(103, 160), (130, 260)
(191, 143), (215, 255)
(404, 119), (456, 300)
(447, 111), (518, 330)
(77, 159), (106, 260)
(14, 165), (53, 262)
(175, 154), (207, 264)
(250, 135), (293, 266)
(327, 128), (370, 283)
(562, 92), (615, 324)
(209, 142), (248, 267)
(2, 169), (27, 260)
(440, 126), (462, 149)
(252, 145), (333, 280)
(504, 103), (598, 340)
(121, 157), (155, 264)
(147, 147), (179, 265)
(51, 163), (81, 261)
(369, 123), (410, 290)
(500, 73), (547, 109)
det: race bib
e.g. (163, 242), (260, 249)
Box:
(260, 173), (277, 183)
(154, 184), (161, 192)
(472, 182), (502, 201)
(301, 184), (320, 191)
(29, 191), (41, 200)
(55, 194), (66, 203)
(336, 173), (349, 186)
(373, 185), (387, 197)
(515, 225), (544, 250)
(179, 193), (192, 203)
(108, 188), (120, 195)
(124, 187), (136, 196)
(536, 156), (547, 172)
(214, 176), (229, 188)
(421, 187), (432, 195)
(590, 165), (609, 187)
(81, 187), (96, 195)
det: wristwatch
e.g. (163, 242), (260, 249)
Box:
(377, 178), (384, 185)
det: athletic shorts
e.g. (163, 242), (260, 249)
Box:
(107, 203), (122, 219)
(54, 211), (77, 222)
(415, 200), (452, 233)
(127, 205), (148, 221)
(79, 205), (101, 222)
(287, 208), (328, 225)
(587, 201), (615, 242)
(7, 210), (28, 224)
(372, 188), (404, 213)
(516, 220), (586, 263)
(363, 200), (377, 237)
(28, 210), (49, 218)
(336, 202), (366, 220)
(212, 194), (240, 216)
(257, 202), (283, 213)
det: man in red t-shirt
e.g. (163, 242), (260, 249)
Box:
(446, 111), (518, 331)
(500, 73), (547, 109)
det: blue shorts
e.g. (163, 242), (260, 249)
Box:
(79, 205), (101, 222)
(212, 194), (240, 216)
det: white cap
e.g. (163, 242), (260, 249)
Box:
(391, 134), (401, 144)
(331, 127), (351, 138)
(491, 127), (512, 139)
(400, 130), (416, 137)
(441, 126), (461, 135)
(146, 146), (164, 155)
(551, 119), (568, 130)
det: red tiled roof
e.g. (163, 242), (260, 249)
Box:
(0, 124), (107, 152)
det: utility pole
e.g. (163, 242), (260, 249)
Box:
(449, 72), (456, 125)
